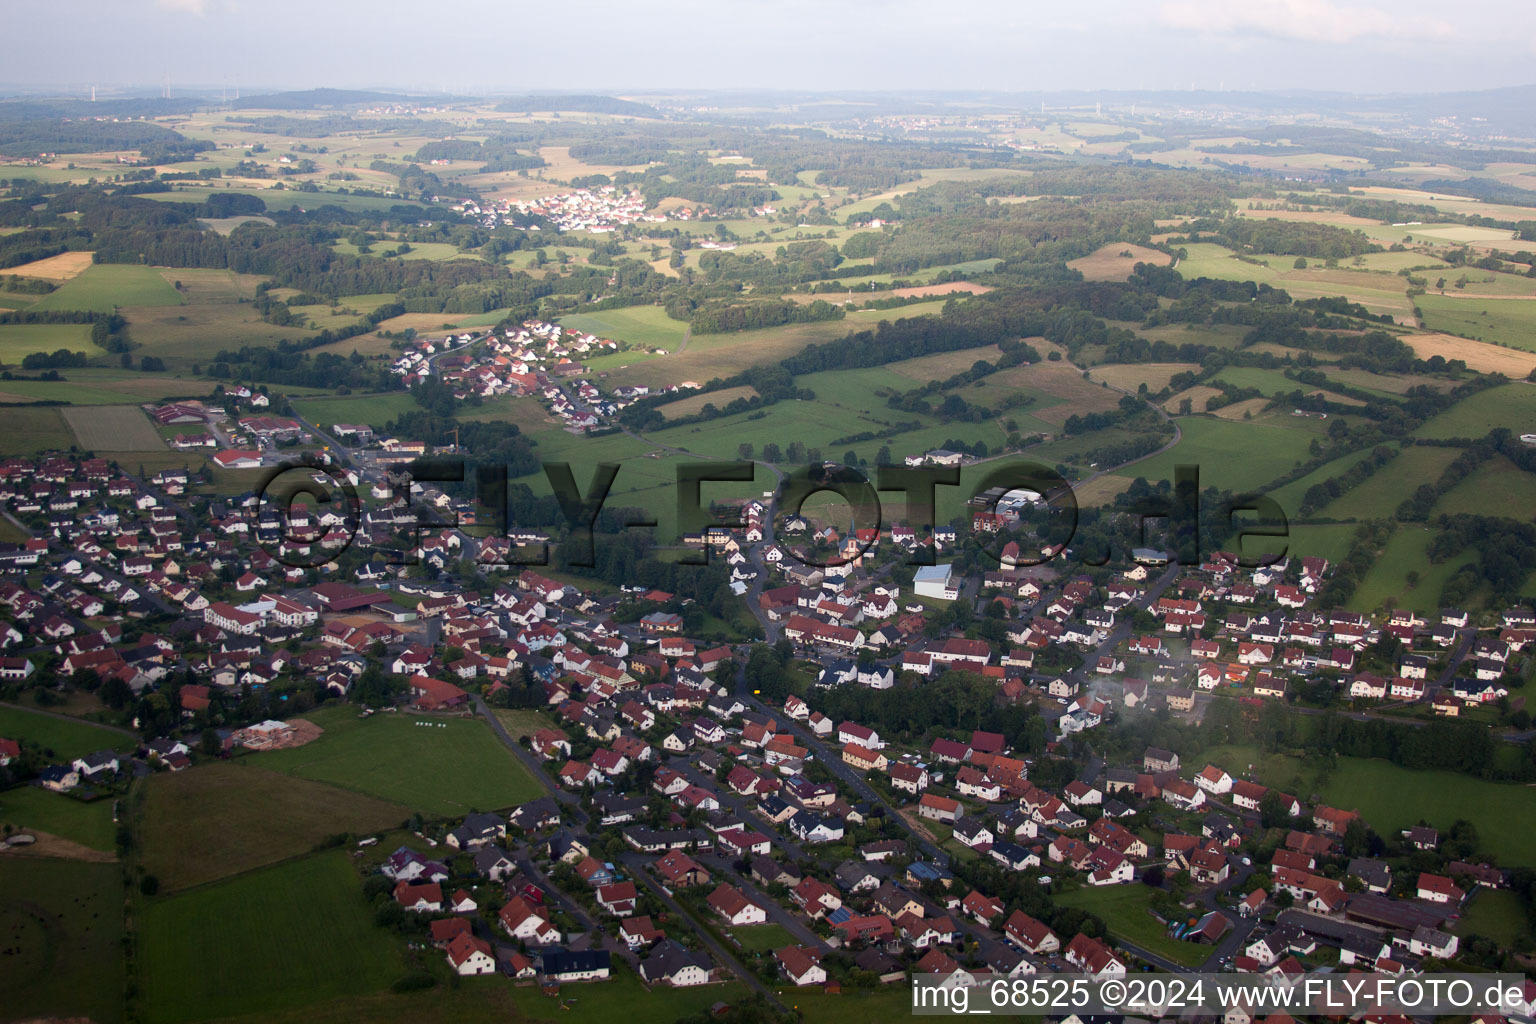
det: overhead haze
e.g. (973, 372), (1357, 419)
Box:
(9, 0), (1536, 95)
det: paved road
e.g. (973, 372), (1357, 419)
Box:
(621, 851), (786, 1008)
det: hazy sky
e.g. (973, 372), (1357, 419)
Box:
(10, 0), (1536, 96)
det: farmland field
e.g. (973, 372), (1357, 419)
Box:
(0, 405), (74, 454)
(62, 404), (166, 451)
(0, 368), (216, 405)
(1399, 333), (1536, 377)
(138, 849), (402, 1024)
(0, 250), (96, 281)
(0, 704), (135, 758)
(30, 263), (186, 312)
(0, 858), (125, 1024)
(249, 705), (544, 816)
(140, 762), (408, 891)
(1417, 294), (1536, 352)
(1089, 362), (1201, 393)
(1350, 527), (1478, 614)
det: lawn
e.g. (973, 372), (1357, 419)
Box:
(0, 704), (136, 759)
(490, 707), (556, 741)
(29, 263), (186, 313)
(1054, 884), (1209, 967)
(248, 705), (544, 817)
(1114, 415), (1316, 494)
(140, 762), (408, 891)
(730, 922), (796, 952)
(0, 322), (103, 364)
(0, 783), (118, 851)
(0, 858), (125, 1024)
(1456, 888), (1530, 947)
(1417, 294), (1536, 352)
(785, 986), (918, 1024)
(138, 849), (403, 1024)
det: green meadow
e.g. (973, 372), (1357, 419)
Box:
(0, 858), (125, 1024)
(247, 705), (543, 816)
(138, 849), (402, 1024)
(30, 264), (186, 313)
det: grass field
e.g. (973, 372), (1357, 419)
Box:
(249, 705), (543, 817)
(61, 404), (166, 451)
(1115, 415), (1315, 494)
(1350, 527), (1478, 614)
(0, 784), (118, 851)
(0, 405), (75, 454)
(1417, 294), (1536, 352)
(0, 368), (216, 405)
(0, 322), (103, 365)
(1054, 884), (1208, 967)
(124, 301), (315, 366)
(1205, 744), (1536, 868)
(141, 762), (408, 891)
(0, 858), (124, 1024)
(139, 849), (402, 1024)
(0, 704), (135, 759)
(560, 305), (688, 352)
(292, 393), (421, 432)
(194, 967), (750, 1024)
(1312, 445), (1461, 521)
(29, 263), (186, 313)
(1418, 382), (1536, 439)
(1434, 454), (1536, 516)
(599, 301), (954, 391)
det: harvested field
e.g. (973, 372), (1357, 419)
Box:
(887, 344), (1006, 382)
(656, 384), (758, 419)
(1089, 362), (1200, 393)
(1068, 243), (1171, 282)
(994, 362), (1123, 423)
(61, 405), (165, 451)
(0, 831), (116, 863)
(0, 250), (95, 281)
(1212, 397), (1272, 420)
(1072, 475), (1135, 506)
(1164, 385), (1223, 414)
(887, 281), (991, 299)
(1400, 333), (1536, 377)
